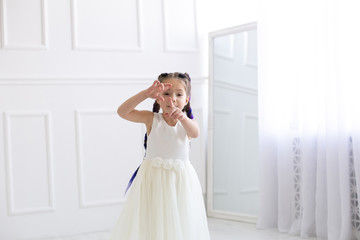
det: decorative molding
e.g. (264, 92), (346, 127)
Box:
(212, 109), (231, 198)
(242, 113), (258, 121)
(240, 112), (258, 154)
(241, 113), (258, 150)
(209, 22), (257, 39)
(161, 0), (199, 53)
(70, 0), (143, 51)
(214, 109), (231, 116)
(3, 111), (55, 215)
(0, 76), (208, 85)
(214, 35), (235, 60)
(214, 189), (228, 196)
(1, 0), (49, 50)
(240, 112), (258, 194)
(0, 0), (3, 48)
(238, 188), (258, 194)
(243, 31), (257, 69)
(75, 109), (130, 208)
(74, 107), (207, 208)
(214, 80), (257, 96)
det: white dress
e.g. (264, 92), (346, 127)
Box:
(109, 113), (210, 240)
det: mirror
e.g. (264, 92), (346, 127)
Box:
(207, 22), (259, 223)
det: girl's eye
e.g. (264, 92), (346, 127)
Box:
(177, 94), (183, 96)
(164, 93), (169, 95)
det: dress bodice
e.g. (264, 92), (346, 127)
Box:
(145, 113), (190, 161)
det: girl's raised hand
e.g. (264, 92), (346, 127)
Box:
(145, 80), (172, 101)
(164, 97), (186, 121)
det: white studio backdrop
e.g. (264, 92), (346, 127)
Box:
(0, 0), (258, 239)
(257, 0), (360, 239)
(0, 0), (206, 239)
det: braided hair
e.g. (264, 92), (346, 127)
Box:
(144, 72), (194, 149)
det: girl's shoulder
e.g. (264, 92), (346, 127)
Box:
(142, 110), (155, 124)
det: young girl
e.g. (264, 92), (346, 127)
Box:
(110, 72), (210, 240)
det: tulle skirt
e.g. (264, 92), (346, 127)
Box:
(109, 157), (210, 240)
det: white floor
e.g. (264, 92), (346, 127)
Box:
(40, 218), (317, 240)
(207, 218), (317, 240)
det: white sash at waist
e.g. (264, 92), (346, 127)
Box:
(144, 157), (190, 172)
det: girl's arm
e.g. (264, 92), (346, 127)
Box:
(179, 117), (200, 139)
(117, 90), (151, 124)
(117, 80), (172, 128)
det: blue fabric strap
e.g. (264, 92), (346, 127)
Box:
(124, 165), (140, 195)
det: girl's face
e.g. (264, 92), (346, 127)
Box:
(157, 78), (189, 113)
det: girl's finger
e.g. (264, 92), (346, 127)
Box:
(153, 80), (160, 87)
(163, 83), (172, 90)
(168, 108), (177, 118)
(175, 111), (183, 120)
(156, 95), (165, 102)
(172, 109), (182, 120)
(172, 112), (179, 120)
(168, 97), (175, 108)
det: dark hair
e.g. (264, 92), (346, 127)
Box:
(144, 72), (194, 149)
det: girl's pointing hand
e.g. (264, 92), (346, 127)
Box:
(165, 97), (186, 121)
(145, 80), (172, 101)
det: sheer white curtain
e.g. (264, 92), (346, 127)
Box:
(257, 0), (360, 239)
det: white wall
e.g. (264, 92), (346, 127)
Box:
(0, 0), (257, 239)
